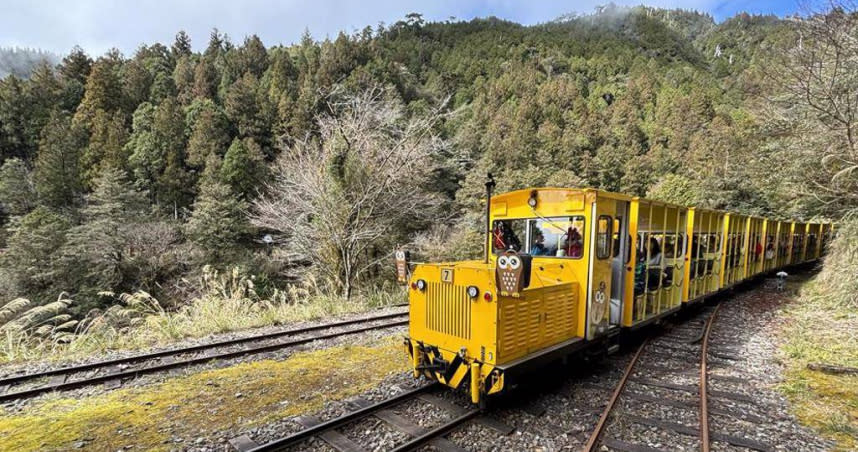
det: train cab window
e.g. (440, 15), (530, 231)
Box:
(596, 216), (612, 260)
(531, 216), (586, 258)
(492, 219), (525, 253)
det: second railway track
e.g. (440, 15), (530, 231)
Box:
(583, 301), (776, 452)
(0, 309), (408, 403)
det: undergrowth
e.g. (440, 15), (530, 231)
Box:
(779, 218), (858, 451)
(0, 266), (404, 365)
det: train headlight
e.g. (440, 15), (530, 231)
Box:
(528, 191), (538, 208)
(415, 279), (426, 291)
(467, 286), (479, 298)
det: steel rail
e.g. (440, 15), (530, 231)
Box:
(388, 409), (480, 452)
(0, 316), (408, 402)
(248, 384), (438, 452)
(583, 337), (650, 452)
(0, 310), (408, 387)
(700, 303), (722, 452)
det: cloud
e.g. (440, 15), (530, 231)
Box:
(0, 0), (796, 56)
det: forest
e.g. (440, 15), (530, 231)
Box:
(0, 4), (855, 344)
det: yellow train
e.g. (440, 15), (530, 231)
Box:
(402, 181), (832, 406)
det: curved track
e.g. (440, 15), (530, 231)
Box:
(0, 310), (408, 403)
(583, 304), (722, 452)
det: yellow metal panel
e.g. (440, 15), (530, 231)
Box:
(496, 283), (578, 364)
(565, 194), (585, 211)
(682, 208), (694, 303)
(719, 214), (729, 289)
(622, 199), (640, 326)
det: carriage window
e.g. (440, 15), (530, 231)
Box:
(612, 217), (622, 258)
(492, 219), (526, 253)
(529, 216), (585, 259)
(597, 216), (612, 260)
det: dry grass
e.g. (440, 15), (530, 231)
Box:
(779, 219), (858, 451)
(0, 266), (405, 365)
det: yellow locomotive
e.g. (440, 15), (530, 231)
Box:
(403, 177), (831, 406)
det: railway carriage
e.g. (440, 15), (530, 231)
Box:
(404, 182), (827, 406)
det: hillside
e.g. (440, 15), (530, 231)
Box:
(0, 4), (846, 320)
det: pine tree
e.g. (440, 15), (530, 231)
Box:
(34, 111), (86, 209)
(171, 31), (193, 59)
(220, 137), (265, 197)
(192, 57), (218, 99)
(186, 101), (230, 168)
(125, 102), (159, 195)
(224, 72), (271, 149)
(74, 51), (125, 127)
(59, 46), (92, 85)
(149, 70), (176, 104)
(240, 35), (269, 78)
(2, 206), (71, 297)
(0, 157), (36, 216)
(81, 109), (129, 187)
(173, 55), (196, 104)
(185, 177), (248, 258)
(62, 167), (148, 304)
(0, 76), (31, 161)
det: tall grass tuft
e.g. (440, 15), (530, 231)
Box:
(807, 214), (858, 309)
(0, 266), (404, 365)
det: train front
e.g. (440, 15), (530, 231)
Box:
(403, 258), (506, 406)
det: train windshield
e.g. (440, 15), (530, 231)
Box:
(492, 216), (585, 258)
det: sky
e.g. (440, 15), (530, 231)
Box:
(0, 0), (810, 56)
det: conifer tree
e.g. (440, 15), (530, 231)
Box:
(0, 157), (36, 216)
(185, 174), (248, 258)
(81, 109), (129, 187)
(186, 101), (230, 168)
(171, 31), (193, 59)
(192, 57), (218, 99)
(74, 51), (125, 127)
(225, 73), (272, 150)
(220, 137), (265, 197)
(2, 206), (71, 297)
(34, 111), (86, 209)
(62, 167), (148, 304)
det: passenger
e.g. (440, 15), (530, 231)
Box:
(561, 225), (583, 258)
(647, 237), (662, 267)
(493, 221), (521, 252)
(530, 230), (549, 256)
(755, 240), (763, 262)
(765, 242), (775, 260)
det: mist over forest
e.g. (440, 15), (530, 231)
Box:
(0, 47), (60, 79)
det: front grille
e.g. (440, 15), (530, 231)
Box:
(425, 282), (471, 340)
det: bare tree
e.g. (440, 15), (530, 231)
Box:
(252, 86), (446, 299)
(769, 2), (858, 216)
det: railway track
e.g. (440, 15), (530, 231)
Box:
(231, 383), (513, 452)
(0, 310), (409, 403)
(583, 301), (776, 452)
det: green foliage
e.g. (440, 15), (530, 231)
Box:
(220, 137), (266, 197)
(33, 111), (86, 209)
(185, 180), (249, 258)
(1, 206), (71, 298)
(61, 167), (149, 310)
(0, 157), (36, 216)
(647, 173), (702, 206)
